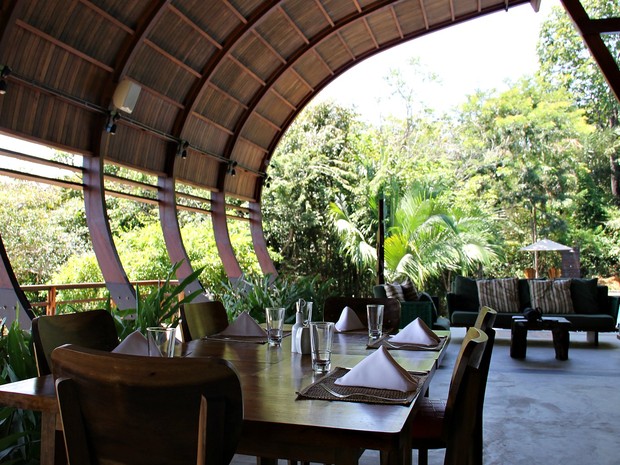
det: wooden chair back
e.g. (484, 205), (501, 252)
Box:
(443, 327), (488, 465)
(180, 301), (229, 341)
(474, 305), (497, 333)
(31, 309), (119, 376)
(52, 345), (243, 465)
(323, 297), (401, 332)
(472, 306), (498, 465)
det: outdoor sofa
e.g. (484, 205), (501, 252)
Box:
(447, 276), (619, 344)
(373, 284), (450, 331)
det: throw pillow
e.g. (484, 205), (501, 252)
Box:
(569, 278), (599, 314)
(453, 276), (479, 310)
(528, 279), (574, 314)
(400, 278), (419, 301)
(477, 278), (520, 313)
(384, 283), (405, 301)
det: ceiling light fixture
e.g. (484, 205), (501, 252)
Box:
(179, 140), (189, 159)
(227, 160), (238, 176)
(105, 111), (120, 135)
(0, 65), (12, 95)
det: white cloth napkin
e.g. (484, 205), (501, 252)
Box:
(389, 317), (440, 346)
(335, 306), (365, 332)
(112, 330), (149, 356)
(218, 311), (266, 337)
(334, 346), (417, 391)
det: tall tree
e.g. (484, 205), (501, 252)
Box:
(537, 0), (620, 201)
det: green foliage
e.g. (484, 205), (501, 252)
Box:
(0, 180), (90, 284)
(210, 273), (337, 323)
(0, 315), (40, 464)
(113, 261), (205, 340)
(262, 101), (377, 296)
(537, 0), (620, 129)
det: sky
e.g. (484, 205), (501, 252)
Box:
(314, 0), (562, 123)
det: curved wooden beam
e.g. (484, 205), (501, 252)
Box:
(560, 0), (620, 102)
(0, 232), (33, 328)
(249, 201), (277, 277)
(82, 1), (171, 309)
(83, 155), (136, 310)
(158, 174), (208, 301)
(211, 192), (243, 280)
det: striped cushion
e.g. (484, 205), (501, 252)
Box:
(400, 278), (419, 301)
(384, 283), (405, 301)
(477, 278), (520, 313)
(529, 279), (574, 314)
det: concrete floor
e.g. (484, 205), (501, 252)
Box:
(231, 327), (620, 465)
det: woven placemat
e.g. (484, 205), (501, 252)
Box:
(367, 334), (448, 351)
(296, 367), (427, 405)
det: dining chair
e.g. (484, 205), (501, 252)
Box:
(471, 306), (498, 465)
(323, 296), (401, 333)
(52, 344), (243, 465)
(381, 325), (490, 465)
(31, 309), (119, 376)
(180, 300), (229, 341)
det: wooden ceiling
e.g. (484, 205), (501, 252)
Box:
(0, 0), (549, 203)
(1, 0), (618, 203)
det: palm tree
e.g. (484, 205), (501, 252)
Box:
(330, 187), (498, 291)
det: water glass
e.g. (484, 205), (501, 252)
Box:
(265, 307), (285, 346)
(310, 321), (335, 373)
(366, 304), (384, 339)
(146, 327), (175, 357)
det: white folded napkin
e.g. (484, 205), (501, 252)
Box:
(334, 346), (417, 391)
(389, 317), (440, 346)
(112, 330), (148, 356)
(218, 311), (266, 337)
(335, 306), (365, 332)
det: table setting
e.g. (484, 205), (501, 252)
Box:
(297, 346), (428, 405)
(367, 317), (448, 351)
(204, 310), (273, 343)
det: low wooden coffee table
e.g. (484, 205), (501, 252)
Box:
(510, 316), (572, 360)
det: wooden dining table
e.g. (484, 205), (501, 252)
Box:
(0, 329), (449, 465)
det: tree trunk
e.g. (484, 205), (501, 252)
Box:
(611, 153), (620, 203)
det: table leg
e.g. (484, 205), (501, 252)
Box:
(552, 327), (570, 360)
(40, 411), (57, 465)
(510, 322), (528, 359)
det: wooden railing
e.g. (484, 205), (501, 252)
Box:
(21, 280), (179, 316)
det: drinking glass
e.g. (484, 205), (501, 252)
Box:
(265, 307), (285, 346)
(146, 327), (175, 357)
(310, 322), (335, 373)
(366, 304), (384, 339)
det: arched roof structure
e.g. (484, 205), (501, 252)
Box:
(0, 0), (618, 326)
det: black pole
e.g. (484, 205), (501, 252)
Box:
(377, 196), (385, 284)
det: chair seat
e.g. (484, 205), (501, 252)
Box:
(411, 398), (446, 449)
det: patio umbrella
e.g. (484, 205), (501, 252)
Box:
(520, 239), (573, 278)
(520, 239), (573, 252)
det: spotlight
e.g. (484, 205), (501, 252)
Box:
(0, 65), (11, 95)
(105, 111), (120, 135)
(227, 160), (238, 176)
(179, 141), (189, 159)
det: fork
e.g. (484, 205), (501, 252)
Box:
(320, 384), (409, 402)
